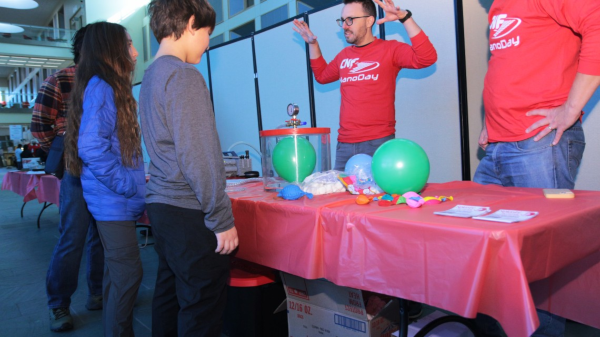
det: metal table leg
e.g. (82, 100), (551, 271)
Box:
(37, 202), (53, 228)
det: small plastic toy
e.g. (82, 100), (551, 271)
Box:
(423, 196), (453, 205)
(355, 194), (372, 205)
(374, 192), (453, 208)
(277, 184), (313, 200)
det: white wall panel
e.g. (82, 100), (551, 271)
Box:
(385, 1), (462, 183)
(209, 39), (262, 172)
(254, 20), (311, 131)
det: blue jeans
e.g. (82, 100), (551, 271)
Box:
(473, 122), (585, 337)
(474, 121), (585, 189)
(334, 134), (395, 171)
(46, 172), (104, 309)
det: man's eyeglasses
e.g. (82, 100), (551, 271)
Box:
(336, 16), (370, 27)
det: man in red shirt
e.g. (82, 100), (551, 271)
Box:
(293, 0), (437, 170)
(474, 0), (600, 336)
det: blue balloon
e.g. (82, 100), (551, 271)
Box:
(344, 154), (373, 183)
(344, 154), (372, 173)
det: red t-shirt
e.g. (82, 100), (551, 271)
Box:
(484, 0), (600, 142)
(311, 32), (437, 143)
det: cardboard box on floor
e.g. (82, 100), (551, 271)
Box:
(280, 272), (400, 337)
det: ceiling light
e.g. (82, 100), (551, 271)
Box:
(9, 60), (26, 63)
(0, 23), (24, 34)
(29, 58), (47, 61)
(0, 0), (39, 10)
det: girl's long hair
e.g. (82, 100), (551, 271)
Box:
(65, 21), (141, 175)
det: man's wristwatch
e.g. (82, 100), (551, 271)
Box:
(399, 10), (412, 23)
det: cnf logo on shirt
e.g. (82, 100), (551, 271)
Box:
(340, 58), (380, 74)
(490, 14), (521, 39)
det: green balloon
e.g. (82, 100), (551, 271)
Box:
(372, 139), (430, 194)
(272, 136), (317, 183)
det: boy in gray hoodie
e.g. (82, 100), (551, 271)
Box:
(139, 1), (238, 335)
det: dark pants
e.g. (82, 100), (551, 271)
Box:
(147, 203), (230, 337)
(96, 220), (142, 337)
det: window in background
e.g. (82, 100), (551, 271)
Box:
(229, 20), (255, 40)
(210, 34), (225, 47)
(58, 6), (65, 29)
(142, 25), (150, 62)
(260, 4), (288, 29)
(297, 0), (337, 13)
(229, 0), (254, 18)
(208, 0), (224, 24)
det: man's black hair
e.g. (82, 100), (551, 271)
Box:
(343, 0), (377, 19)
(71, 25), (88, 65)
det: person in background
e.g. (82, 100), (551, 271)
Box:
(474, 0), (600, 336)
(31, 26), (105, 333)
(64, 21), (144, 337)
(20, 144), (32, 159)
(292, 0), (437, 170)
(139, 0), (238, 336)
(14, 144), (23, 169)
(29, 140), (41, 155)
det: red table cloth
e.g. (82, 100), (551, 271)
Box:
(1, 171), (44, 202)
(37, 175), (61, 205)
(31, 174), (153, 224)
(228, 181), (600, 337)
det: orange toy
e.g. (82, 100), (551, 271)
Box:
(356, 194), (373, 205)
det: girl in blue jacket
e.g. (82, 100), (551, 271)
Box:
(64, 22), (144, 337)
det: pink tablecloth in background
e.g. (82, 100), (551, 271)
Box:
(37, 175), (61, 205)
(228, 181), (600, 337)
(1, 171), (45, 202)
(32, 174), (153, 224)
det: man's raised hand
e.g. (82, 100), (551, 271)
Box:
(373, 0), (407, 24)
(292, 19), (318, 44)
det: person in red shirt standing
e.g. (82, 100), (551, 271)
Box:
(293, 0), (437, 170)
(474, 1), (600, 336)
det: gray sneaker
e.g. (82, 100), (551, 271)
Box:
(85, 295), (103, 311)
(49, 308), (73, 332)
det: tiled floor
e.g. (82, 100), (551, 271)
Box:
(0, 168), (156, 336)
(0, 167), (599, 337)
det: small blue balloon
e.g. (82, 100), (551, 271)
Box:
(344, 154), (372, 173)
(344, 154), (373, 183)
